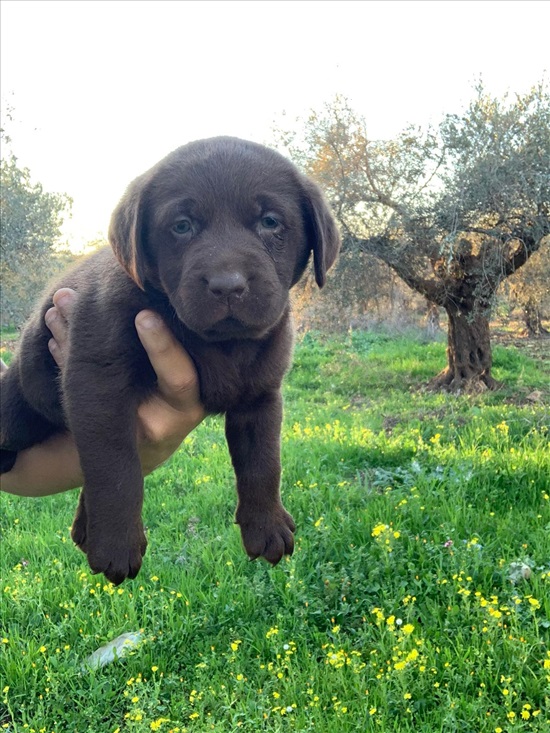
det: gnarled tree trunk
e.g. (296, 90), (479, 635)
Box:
(430, 304), (501, 393)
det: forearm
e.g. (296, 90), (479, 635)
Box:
(0, 404), (205, 498)
(0, 298), (205, 499)
(0, 432), (82, 497)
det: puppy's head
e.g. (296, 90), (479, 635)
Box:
(109, 137), (340, 341)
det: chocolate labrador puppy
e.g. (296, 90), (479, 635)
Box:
(0, 137), (340, 585)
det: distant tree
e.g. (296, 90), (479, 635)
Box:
(277, 82), (550, 391)
(0, 123), (72, 327)
(507, 238), (550, 337)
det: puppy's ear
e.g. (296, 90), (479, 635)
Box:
(108, 176), (149, 290)
(301, 178), (341, 287)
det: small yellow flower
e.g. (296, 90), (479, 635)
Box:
(528, 597), (540, 610)
(369, 707), (377, 715)
(402, 624), (414, 635)
(371, 523), (388, 538)
(496, 421), (509, 435)
(150, 721), (170, 732)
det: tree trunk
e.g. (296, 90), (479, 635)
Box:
(429, 306), (501, 393)
(523, 299), (550, 338)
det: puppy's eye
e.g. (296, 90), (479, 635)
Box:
(172, 219), (192, 235)
(261, 216), (279, 229)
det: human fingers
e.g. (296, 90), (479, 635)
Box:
(135, 311), (203, 413)
(45, 288), (78, 367)
(134, 311), (205, 469)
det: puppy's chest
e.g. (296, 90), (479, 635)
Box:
(189, 341), (284, 414)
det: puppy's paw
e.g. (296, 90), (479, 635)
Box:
(86, 524), (148, 586)
(236, 503), (295, 565)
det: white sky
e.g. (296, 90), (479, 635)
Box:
(1, 0), (548, 250)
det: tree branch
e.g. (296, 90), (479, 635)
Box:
(361, 148), (411, 222)
(348, 234), (446, 304)
(502, 216), (550, 276)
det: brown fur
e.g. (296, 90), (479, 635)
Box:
(0, 137), (340, 585)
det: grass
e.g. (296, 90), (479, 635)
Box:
(1, 331), (549, 732)
(0, 327), (18, 367)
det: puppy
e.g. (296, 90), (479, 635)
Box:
(0, 137), (340, 585)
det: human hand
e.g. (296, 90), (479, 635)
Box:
(45, 288), (206, 475)
(0, 289), (205, 497)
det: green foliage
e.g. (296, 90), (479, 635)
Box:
(0, 127), (72, 328)
(437, 80), (550, 241)
(1, 333), (549, 731)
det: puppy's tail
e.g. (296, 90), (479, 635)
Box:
(0, 448), (17, 474)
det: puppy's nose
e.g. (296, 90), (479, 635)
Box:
(208, 272), (247, 298)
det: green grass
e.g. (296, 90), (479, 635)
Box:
(0, 327), (18, 367)
(1, 332), (549, 732)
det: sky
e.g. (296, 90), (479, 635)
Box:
(1, 0), (549, 250)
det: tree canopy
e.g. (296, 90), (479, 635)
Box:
(0, 126), (72, 327)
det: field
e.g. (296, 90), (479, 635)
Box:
(1, 331), (549, 732)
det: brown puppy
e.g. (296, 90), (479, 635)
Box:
(0, 137), (340, 585)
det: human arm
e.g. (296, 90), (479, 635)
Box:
(0, 289), (205, 497)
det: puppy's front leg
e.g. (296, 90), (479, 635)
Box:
(64, 360), (147, 586)
(225, 391), (295, 565)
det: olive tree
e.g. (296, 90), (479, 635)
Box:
(507, 239), (550, 337)
(278, 82), (550, 391)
